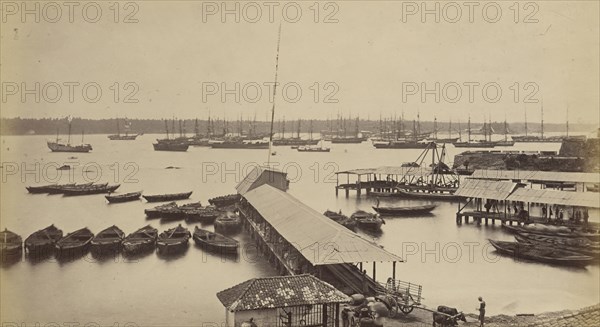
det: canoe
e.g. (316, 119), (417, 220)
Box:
(193, 227), (238, 254)
(372, 204), (436, 216)
(144, 202), (178, 218)
(91, 225), (125, 252)
(502, 225), (600, 242)
(0, 229), (23, 256)
(395, 189), (460, 201)
(143, 191), (192, 202)
(62, 184), (120, 196)
(26, 183), (75, 194)
(214, 211), (242, 234)
(122, 225), (158, 255)
(105, 191), (142, 203)
(157, 224), (191, 254)
(55, 228), (94, 256)
(514, 233), (600, 257)
(182, 205), (220, 223)
(323, 210), (357, 231)
(350, 210), (384, 231)
(24, 225), (63, 254)
(208, 194), (241, 208)
(488, 239), (594, 267)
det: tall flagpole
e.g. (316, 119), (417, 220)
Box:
(267, 23), (282, 165)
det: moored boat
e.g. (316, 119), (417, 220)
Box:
(323, 210), (357, 231)
(24, 225), (63, 254)
(91, 225), (125, 253)
(62, 184), (120, 196)
(145, 202), (178, 218)
(372, 202), (436, 216)
(105, 191), (142, 203)
(514, 233), (600, 257)
(208, 194), (241, 208)
(55, 228), (94, 256)
(26, 183), (76, 194)
(501, 225), (600, 242)
(214, 211), (242, 234)
(143, 191), (192, 203)
(157, 224), (191, 254)
(350, 210), (384, 231)
(193, 227), (238, 254)
(122, 225), (158, 255)
(488, 239), (594, 266)
(1, 229), (23, 257)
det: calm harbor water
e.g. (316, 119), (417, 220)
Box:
(1, 134), (598, 326)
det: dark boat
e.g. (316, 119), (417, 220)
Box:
(157, 224), (191, 254)
(214, 211), (242, 234)
(91, 225), (125, 252)
(452, 141), (496, 148)
(62, 184), (120, 196)
(47, 141), (93, 152)
(24, 225), (63, 254)
(193, 227), (239, 254)
(105, 191), (142, 203)
(143, 191), (192, 203)
(47, 182), (95, 194)
(144, 202), (178, 218)
(55, 228), (94, 256)
(514, 233), (600, 257)
(372, 203), (436, 216)
(1, 229), (23, 257)
(488, 239), (594, 267)
(208, 194), (241, 208)
(27, 183), (76, 194)
(153, 140), (189, 152)
(209, 139), (269, 149)
(181, 204), (220, 223)
(323, 210), (357, 231)
(501, 225), (600, 242)
(350, 210), (384, 231)
(122, 225), (158, 255)
(273, 138), (320, 146)
(372, 140), (431, 149)
(108, 118), (139, 140)
(297, 143), (331, 152)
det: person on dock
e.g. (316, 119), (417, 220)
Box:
(484, 200), (492, 215)
(477, 296), (486, 327)
(584, 209), (589, 226)
(542, 205), (547, 218)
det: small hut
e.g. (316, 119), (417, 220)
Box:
(217, 274), (350, 327)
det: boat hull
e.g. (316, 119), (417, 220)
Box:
(372, 204), (436, 216)
(105, 192), (142, 203)
(143, 192), (192, 202)
(47, 142), (92, 152)
(152, 143), (189, 151)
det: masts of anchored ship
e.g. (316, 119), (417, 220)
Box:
(47, 117), (93, 152)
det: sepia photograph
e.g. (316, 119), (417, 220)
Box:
(1, 1), (599, 326)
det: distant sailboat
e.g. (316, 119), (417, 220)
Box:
(47, 117), (92, 153)
(108, 118), (139, 140)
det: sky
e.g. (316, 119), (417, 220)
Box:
(1, 1), (599, 124)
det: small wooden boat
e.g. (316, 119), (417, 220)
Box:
(514, 233), (600, 257)
(91, 225), (125, 252)
(62, 184), (120, 196)
(214, 211), (242, 234)
(488, 239), (594, 267)
(57, 165), (71, 170)
(122, 225), (158, 255)
(323, 210), (357, 231)
(55, 228), (94, 255)
(372, 201), (436, 216)
(25, 225), (63, 254)
(105, 191), (142, 203)
(47, 182), (95, 194)
(0, 229), (23, 257)
(193, 227), (238, 254)
(502, 225), (600, 242)
(144, 202), (178, 218)
(208, 194), (241, 208)
(350, 210), (384, 231)
(182, 205), (220, 223)
(26, 183), (75, 194)
(143, 191), (192, 203)
(157, 224), (191, 254)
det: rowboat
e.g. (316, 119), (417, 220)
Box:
(24, 225), (63, 254)
(1, 229), (23, 257)
(502, 225), (600, 242)
(514, 233), (600, 257)
(143, 191), (192, 203)
(488, 239), (594, 267)
(144, 202), (178, 218)
(214, 211), (242, 234)
(208, 194), (241, 208)
(62, 184), (120, 196)
(323, 210), (357, 231)
(372, 203), (436, 216)
(350, 210), (384, 231)
(105, 191), (142, 203)
(91, 225), (125, 252)
(182, 205), (220, 223)
(122, 225), (158, 255)
(157, 224), (191, 254)
(55, 228), (94, 256)
(47, 182), (96, 194)
(26, 183), (75, 194)
(193, 227), (238, 254)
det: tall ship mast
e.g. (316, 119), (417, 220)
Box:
(47, 117), (93, 153)
(108, 118), (139, 140)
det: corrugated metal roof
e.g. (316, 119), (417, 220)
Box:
(471, 169), (600, 184)
(216, 274), (350, 312)
(337, 166), (434, 177)
(236, 166), (288, 195)
(243, 184), (403, 266)
(507, 188), (600, 208)
(454, 179), (519, 200)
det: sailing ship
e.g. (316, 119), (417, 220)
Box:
(452, 116), (496, 148)
(272, 119), (320, 146)
(153, 119), (190, 151)
(373, 114), (430, 149)
(108, 118), (139, 140)
(428, 117), (459, 143)
(512, 105), (586, 143)
(47, 117), (93, 152)
(331, 117), (366, 143)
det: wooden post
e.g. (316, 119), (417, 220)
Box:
(322, 303), (328, 327)
(335, 304), (340, 327)
(392, 261), (396, 280)
(372, 262), (376, 282)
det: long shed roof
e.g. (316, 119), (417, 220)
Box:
(506, 188), (600, 208)
(336, 166), (434, 176)
(454, 179), (520, 201)
(470, 169), (600, 184)
(243, 184), (403, 266)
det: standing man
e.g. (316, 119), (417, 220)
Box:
(477, 296), (486, 327)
